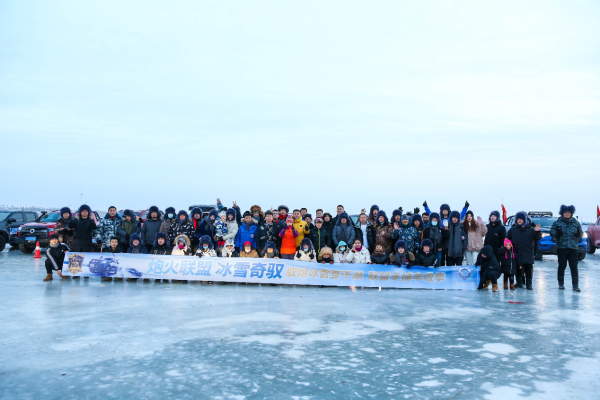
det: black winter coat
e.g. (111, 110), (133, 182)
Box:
(46, 243), (70, 270)
(309, 227), (331, 255)
(141, 218), (162, 245)
(354, 223), (376, 252)
(257, 222), (280, 250)
(69, 216), (97, 241)
(150, 244), (171, 255)
(484, 222), (506, 256)
(423, 225), (443, 252)
(105, 245), (123, 254)
(506, 224), (542, 265)
(371, 252), (389, 265)
(441, 222), (467, 258)
(475, 246), (501, 273)
(498, 247), (517, 275)
(415, 251), (438, 267)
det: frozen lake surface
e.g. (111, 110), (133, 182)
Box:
(1, 248), (599, 399)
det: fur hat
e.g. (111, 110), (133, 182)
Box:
(376, 210), (389, 224)
(153, 231), (169, 247)
(226, 208), (237, 220)
(429, 212), (440, 221)
(148, 205), (159, 215)
(265, 241), (277, 250)
(59, 207), (71, 217)
(440, 204), (451, 214)
(449, 211), (461, 220)
(129, 233), (142, 246)
(191, 207), (202, 218)
(411, 214), (423, 227)
(395, 240), (407, 251)
(208, 209), (219, 219)
(401, 214), (410, 222)
(319, 246), (333, 258)
(422, 238), (433, 250)
(465, 210), (474, 218)
(392, 209), (403, 221)
(78, 204), (91, 215)
(300, 238), (314, 251)
(123, 209), (136, 219)
(559, 205), (576, 216)
(199, 235), (214, 249)
(515, 211), (528, 227)
(489, 210), (501, 222)
(370, 205), (380, 215)
(336, 212), (350, 225)
(177, 210), (190, 221)
(278, 205), (289, 213)
(164, 207), (176, 216)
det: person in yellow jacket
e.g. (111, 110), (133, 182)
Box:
(292, 209), (310, 248)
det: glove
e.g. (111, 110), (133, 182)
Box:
(97, 240), (102, 247)
(465, 200), (470, 208)
(406, 264), (412, 269)
(295, 251), (301, 258)
(414, 207), (420, 215)
(556, 227), (563, 238)
(309, 253), (314, 259)
(398, 207), (403, 212)
(423, 201), (428, 208)
(575, 230), (582, 239)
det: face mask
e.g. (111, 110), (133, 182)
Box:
(168, 214), (174, 218)
(340, 247), (346, 252)
(178, 244), (185, 249)
(226, 247), (233, 251)
(303, 247), (309, 252)
(245, 248), (250, 253)
(203, 245), (208, 250)
(432, 221), (438, 226)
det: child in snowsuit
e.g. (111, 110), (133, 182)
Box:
(415, 238), (438, 267)
(499, 238), (518, 290)
(318, 247), (334, 264)
(150, 232), (171, 255)
(197, 235), (218, 258)
(390, 240), (415, 268)
(370, 244), (389, 265)
(345, 238), (371, 264)
(262, 241), (280, 259)
(43, 234), (70, 281)
(220, 239), (239, 258)
(172, 235), (193, 256)
(239, 241), (259, 258)
(294, 238), (317, 262)
(214, 211), (228, 250)
(333, 241), (351, 264)
(127, 233), (148, 254)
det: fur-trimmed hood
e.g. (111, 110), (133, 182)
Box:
(78, 204), (91, 215)
(323, 212), (333, 223)
(449, 210), (461, 221)
(489, 210), (501, 223)
(190, 207), (203, 219)
(440, 204), (451, 215)
(369, 205), (379, 216)
(60, 207), (72, 218)
(199, 235), (214, 250)
(129, 233), (142, 246)
(376, 210), (389, 225)
(174, 234), (191, 248)
(335, 241), (348, 252)
(226, 208), (237, 221)
(153, 231), (169, 248)
(319, 246), (333, 258)
(391, 209), (403, 222)
(514, 211), (529, 227)
(395, 240), (407, 252)
(411, 214), (424, 228)
(335, 212), (352, 227)
(422, 238), (433, 250)
(177, 210), (190, 223)
(299, 238), (314, 252)
(559, 205), (576, 216)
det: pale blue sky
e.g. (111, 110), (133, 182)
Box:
(1, 1), (599, 220)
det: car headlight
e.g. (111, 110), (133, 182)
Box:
(583, 232), (588, 238)
(541, 233), (550, 238)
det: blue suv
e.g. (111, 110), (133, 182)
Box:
(505, 212), (588, 261)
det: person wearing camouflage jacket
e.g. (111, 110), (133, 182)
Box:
(168, 210), (195, 245)
(95, 206), (122, 250)
(391, 214), (418, 253)
(550, 205), (583, 291)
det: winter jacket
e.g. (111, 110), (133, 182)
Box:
(239, 248), (259, 258)
(424, 204), (468, 225)
(484, 221), (506, 256)
(294, 238), (317, 262)
(235, 222), (258, 249)
(46, 242), (70, 271)
(54, 217), (73, 247)
(371, 250), (389, 265)
(196, 235), (218, 257)
(308, 227), (331, 256)
(375, 223), (394, 255)
(499, 246), (518, 275)
(423, 225), (443, 252)
(256, 222), (280, 251)
(475, 246), (501, 273)
(279, 226), (299, 255)
(415, 251), (438, 267)
(119, 218), (141, 245)
(223, 219), (239, 242)
(550, 217), (583, 250)
(96, 214), (123, 249)
(354, 221), (376, 251)
(167, 215), (195, 245)
(506, 221), (541, 265)
(318, 247), (334, 264)
(441, 213), (467, 258)
(150, 243), (171, 255)
(333, 246), (351, 264)
(220, 247), (239, 258)
(172, 234), (193, 256)
(127, 234), (149, 254)
(69, 215), (97, 243)
(391, 223), (418, 253)
(199, 217), (217, 242)
(262, 248), (280, 259)
(464, 221), (488, 252)
(390, 251), (415, 268)
(142, 218), (163, 246)
(105, 245), (123, 254)
(191, 217), (204, 245)
(345, 247), (371, 264)
(293, 218), (310, 247)
(160, 218), (175, 235)
(332, 213), (355, 248)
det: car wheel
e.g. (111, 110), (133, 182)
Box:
(534, 249), (543, 261)
(19, 244), (35, 254)
(0, 236), (6, 252)
(588, 237), (596, 254)
(10, 243), (19, 248)
(578, 252), (586, 262)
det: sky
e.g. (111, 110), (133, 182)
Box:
(1, 0), (599, 221)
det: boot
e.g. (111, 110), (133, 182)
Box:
(101, 277), (112, 282)
(526, 276), (533, 290)
(43, 274), (53, 281)
(482, 280), (491, 288)
(492, 284), (498, 292)
(126, 278), (137, 282)
(573, 278), (580, 292)
(558, 281), (565, 290)
(510, 283), (515, 290)
(503, 282), (508, 290)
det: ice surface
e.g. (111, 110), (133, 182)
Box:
(1, 249), (600, 399)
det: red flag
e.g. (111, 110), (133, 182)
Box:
(597, 205), (600, 218)
(502, 204), (508, 223)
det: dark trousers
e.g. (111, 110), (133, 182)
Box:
(503, 274), (514, 284)
(145, 243), (153, 253)
(557, 248), (579, 285)
(440, 249), (447, 266)
(71, 241), (93, 252)
(281, 253), (294, 260)
(45, 259), (62, 274)
(516, 263), (533, 287)
(481, 269), (500, 285)
(446, 255), (462, 266)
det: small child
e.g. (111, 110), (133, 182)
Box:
(127, 233), (149, 254)
(391, 240), (415, 268)
(172, 235), (193, 256)
(318, 247), (334, 264)
(106, 237), (123, 254)
(150, 232), (171, 255)
(370, 244), (389, 265)
(333, 241), (350, 264)
(43, 234), (70, 281)
(239, 241), (259, 258)
(197, 235), (218, 258)
(262, 241), (280, 259)
(214, 211), (228, 250)
(415, 238), (438, 267)
(499, 238), (518, 290)
(294, 238), (317, 262)
(346, 238), (371, 264)
(220, 239), (239, 257)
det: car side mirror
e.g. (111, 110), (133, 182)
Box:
(7, 218), (15, 223)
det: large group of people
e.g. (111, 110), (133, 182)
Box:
(42, 200), (583, 292)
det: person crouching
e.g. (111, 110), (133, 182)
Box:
(370, 244), (389, 265)
(318, 247), (334, 264)
(220, 239), (239, 257)
(476, 245), (502, 292)
(415, 239), (438, 267)
(346, 238), (371, 264)
(197, 235), (218, 258)
(391, 240), (415, 268)
(294, 238), (317, 262)
(262, 241), (280, 259)
(44, 234), (70, 281)
(239, 241), (259, 258)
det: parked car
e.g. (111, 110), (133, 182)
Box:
(14, 210), (100, 254)
(586, 217), (600, 254)
(188, 205), (218, 218)
(505, 211), (588, 261)
(0, 211), (40, 251)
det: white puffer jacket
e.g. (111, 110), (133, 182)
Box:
(294, 250), (317, 262)
(334, 249), (350, 263)
(345, 247), (371, 264)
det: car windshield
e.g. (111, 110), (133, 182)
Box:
(530, 217), (558, 228)
(39, 213), (61, 222)
(0, 212), (11, 220)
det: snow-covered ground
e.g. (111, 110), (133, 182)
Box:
(1, 248), (599, 399)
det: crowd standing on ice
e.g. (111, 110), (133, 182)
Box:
(42, 200), (583, 292)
